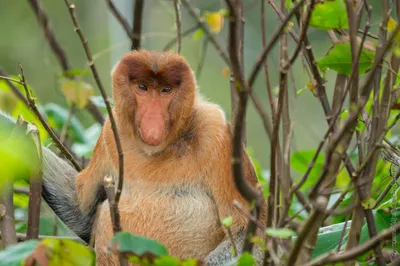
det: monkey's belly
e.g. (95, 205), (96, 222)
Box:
(94, 184), (224, 262)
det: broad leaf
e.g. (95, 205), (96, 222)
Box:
(291, 150), (324, 191)
(61, 79), (94, 109)
(39, 239), (95, 266)
(0, 78), (48, 141)
(0, 240), (40, 266)
(110, 232), (169, 260)
(44, 103), (87, 144)
(318, 42), (375, 76)
(309, 0), (348, 30)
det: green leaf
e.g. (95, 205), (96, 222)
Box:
(318, 42), (375, 76)
(44, 103), (87, 144)
(291, 150), (325, 191)
(0, 121), (40, 187)
(42, 239), (95, 266)
(285, 0), (293, 9)
(265, 228), (296, 239)
(377, 186), (400, 210)
(192, 29), (204, 40)
(0, 240), (40, 266)
(296, 87), (306, 96)
(361, 197), (376, 209)
(0, 78), (48, 142)
(237, 252), (256, 266)
(110, 232), (169, 260)
(309, 0), (348, 30)
(310, 221), (352, 258)
(222, 216), (233, 227)
(72, 123), (102, 157)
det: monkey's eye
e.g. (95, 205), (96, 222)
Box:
(137, 84), (148, 91)
(161, 87), (172, 93)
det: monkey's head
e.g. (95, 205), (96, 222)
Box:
(112, 50), (196, 152)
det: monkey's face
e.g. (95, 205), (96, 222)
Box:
(112, 50), (196, 149)
(132, 81), (174, 146)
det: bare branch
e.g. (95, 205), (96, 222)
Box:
(63, 0), (125, 202)
(18, 65), (82, 172)
(306, 222), (400, 266)
(26, 0), (105, 125)
(173, 0), (182, 54)
(131, 0), (144, 50)
(26, 124), (43, 240)
(181, 0), (229, 64)
(106, 0), (133, 41)
(163, 26), (198, 51)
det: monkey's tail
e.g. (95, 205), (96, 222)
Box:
(0, 111), (96, 243)
(41, 149), (98, 243)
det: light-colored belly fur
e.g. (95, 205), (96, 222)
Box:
(94, 179), (224, 265)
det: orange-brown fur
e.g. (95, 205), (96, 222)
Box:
(75, 50), (264, 265)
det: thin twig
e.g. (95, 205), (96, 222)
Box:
(0, 69), (30, 107)
(26, 0), (104, 125)
(181, 0), (229, 64)
(163, 26), (199, 51)
(247, 0), (307, 88)
(225, 0), (262, 253)
(0, 178), (17, 248)
(131, 0), (144, 50)
(26, 124), (43, 240)
(106, 0), (133, 40)
(18, 65), (81, 172)
(305, 222), (400, 266)
(103, 176), (127, 266)
(260, 0), (274, 114)
(173, 0), (182, 54)
(63, 0), (124, 202)
(195, 39), (208, 80)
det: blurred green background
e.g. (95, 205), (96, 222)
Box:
(0, 0), (383, 168)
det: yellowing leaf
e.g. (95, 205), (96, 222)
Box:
(61, 79), (94, 109)
(306, 81), (316, 95)
(222, 66), (230, 77)
(362, 198), (376, 209)
(388, 17), (400, 53)
(205, 12), (224, 33)
(388, 17), (399, 35)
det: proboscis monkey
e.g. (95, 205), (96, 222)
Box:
(1, 50), (266, 265)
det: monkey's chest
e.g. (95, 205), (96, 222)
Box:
(95, 181), (224, 259)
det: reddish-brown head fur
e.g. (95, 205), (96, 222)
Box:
(112, 50), (196, 152)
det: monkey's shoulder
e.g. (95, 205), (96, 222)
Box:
(191, 101), (230, 142)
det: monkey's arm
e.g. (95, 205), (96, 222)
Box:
(205, 130), (266, 265)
